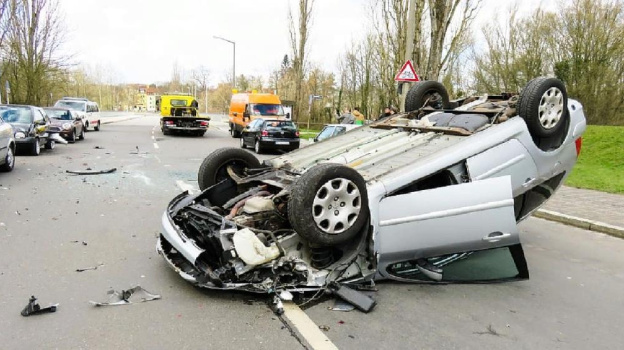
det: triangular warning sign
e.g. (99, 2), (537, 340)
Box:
(394, 60), (420, 82)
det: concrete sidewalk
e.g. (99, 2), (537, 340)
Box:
(535, 186), (624, 238)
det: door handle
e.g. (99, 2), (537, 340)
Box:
(482, 232), (511, 243)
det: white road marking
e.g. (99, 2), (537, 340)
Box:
(153, 142), (159, 149)
(154, 155), (162, 163)
(151, 135), (155, 140)
(133, 173), (153, 186)
(282, 302), (338, 350)
(176, 180), (198, 194)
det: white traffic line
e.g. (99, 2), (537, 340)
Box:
(282, 302), (338, 350)
(153, 142), (159, 149)
(175, 180), (198, 194)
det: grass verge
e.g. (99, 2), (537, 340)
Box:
(566, 125), (624, 194)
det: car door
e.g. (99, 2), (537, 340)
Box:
(33, 109), (47, 141)
(376, 175), (528, 283)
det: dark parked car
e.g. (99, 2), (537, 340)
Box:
(0, 105), (56, 155)
(43, 107), (85, 143)
(239, 118), (300, 153)
(0, 113), (16, 172)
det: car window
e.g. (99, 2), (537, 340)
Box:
(56, 100), (86, 112)
(333, 126), (347, 136)
(1, 107), (33, 123)
(34, 109), (44, 123)
(265, 121), (295, 129)
(45, 109), (73, 120)
(93, 104), (99, 112)
(316, 126), (335, 141)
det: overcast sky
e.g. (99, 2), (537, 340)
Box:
(59, 0), (558, 86)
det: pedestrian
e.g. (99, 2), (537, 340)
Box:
(378, 106), (394, 121)
(337, 108), (355, 124)
(352, 107), (365, 124)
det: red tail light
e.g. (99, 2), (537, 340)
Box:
(200, 121), (209, 126)
(295, 131), (300, 137)
(165, 121), (174, 125)
(261, 130), (268, 137)
(575, 137), (582, 157)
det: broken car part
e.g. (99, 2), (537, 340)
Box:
(66, 168), (117, 175)
(21, 296), (58, 316)
(90, 286), (161, 306)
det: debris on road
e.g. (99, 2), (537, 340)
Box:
(329, 282), (376, 313)
(319, 325), (330, 331)
(90, 286), (161, 306)
(66, 168), (117, 175)
(70, 240), (88, 246)
(21, 296), (58, 316)
(76, 263), (104, 272)
(94, 146), (105, 149)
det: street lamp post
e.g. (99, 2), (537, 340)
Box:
(213, 36), (236, 88)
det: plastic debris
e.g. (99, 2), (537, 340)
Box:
(90, 286), (161, 306)
(66, 168), (117, 175)
(21, 296), (58, 316)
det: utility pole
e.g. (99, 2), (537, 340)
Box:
(214, 36), (236, 88)
(400, 0), (417, 112)
(204, 77), (208, 114)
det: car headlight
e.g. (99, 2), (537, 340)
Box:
(62, 123), (72, 130)
(15, 132), (25, 139)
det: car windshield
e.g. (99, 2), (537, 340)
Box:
(0, 107), (33, 123)
(251, 104), (284, 116)
(170, 99), (188, 107)
(55, 100), (86, 112)
(316, 126), (335, 141)
(45, 109), (73, 120)
(265, 120), (296, 129)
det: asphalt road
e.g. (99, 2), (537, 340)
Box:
(1, 113), (622, 349)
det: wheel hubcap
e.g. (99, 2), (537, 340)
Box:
(7, 148), (14, 167)
(538, 87), (564, 129)
(312, 178), (361, 234)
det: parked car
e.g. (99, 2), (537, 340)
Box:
(157, 77), (586, 299)
(0, 105), (56, 155)
(0, 112), (16, 172)
(239, 118), (300, 153)
(43, 107), (85, 143)
(54, 97), (101, 131)
(314, 124), (360, 142)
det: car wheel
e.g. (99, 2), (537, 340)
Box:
(94, 121), (101, 131)
(254, 140), (263, 154)
(45, 140), (55, 150)
(78, 127), (85, 140)
(240, 137), (246, 149)
(84, 121), (89, 131)
(31, 139), (41, 156)
(288, 163), (369, 246)
(162, 128), (170, 136)
(405, 80), (452, 112)
(0, 146), (15, 172)
(197, 147), (262, 191)
(230, 125), (240, 138)
(69, 129), (76, 143)
(518, 77), (569, 139)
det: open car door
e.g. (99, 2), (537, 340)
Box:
(376, 176), (528, 283)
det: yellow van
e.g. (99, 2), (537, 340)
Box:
(228, 91), (286, 137)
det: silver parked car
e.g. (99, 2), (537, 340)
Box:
(0, 112), (16, 172)
(157, 77), (586, 298)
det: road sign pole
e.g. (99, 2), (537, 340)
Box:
(400, 0), (416, 112)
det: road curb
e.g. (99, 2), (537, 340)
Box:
(534, 209), (624, 239)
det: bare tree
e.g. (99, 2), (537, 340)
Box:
(3, 0), (66, 105)
(191, 65), (210, 113)
(288, 0), (315, 121)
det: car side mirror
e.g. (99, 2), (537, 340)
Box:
(243, 112), (250, 120)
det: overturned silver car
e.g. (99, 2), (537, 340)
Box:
(157, 77), (586, 296)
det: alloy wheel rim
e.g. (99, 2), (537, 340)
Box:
(7, 148), (14, 167)
(312, 178), (361, 234)
(538, 87), (564, 129)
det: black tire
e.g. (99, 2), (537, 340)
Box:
(288, 163), (369, 246)
(254, 140), (263, 154)
(31, 139), (41, 156)
(230, 124), (241, 138)
(69, 129), (76, 143)
(0, 146), (15, 172)
(239, 137), (246, 149)
(518, 77), (568, 138)
(84, 121), (89, 131)
(78, 127), (85, 140)
(94, 122), (100, 131)
(45, 140), (55, 150)
(197, 147), (262, 191)
(405, 80), (452, 112)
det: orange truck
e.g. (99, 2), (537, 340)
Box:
(228, 91), (287, 138)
